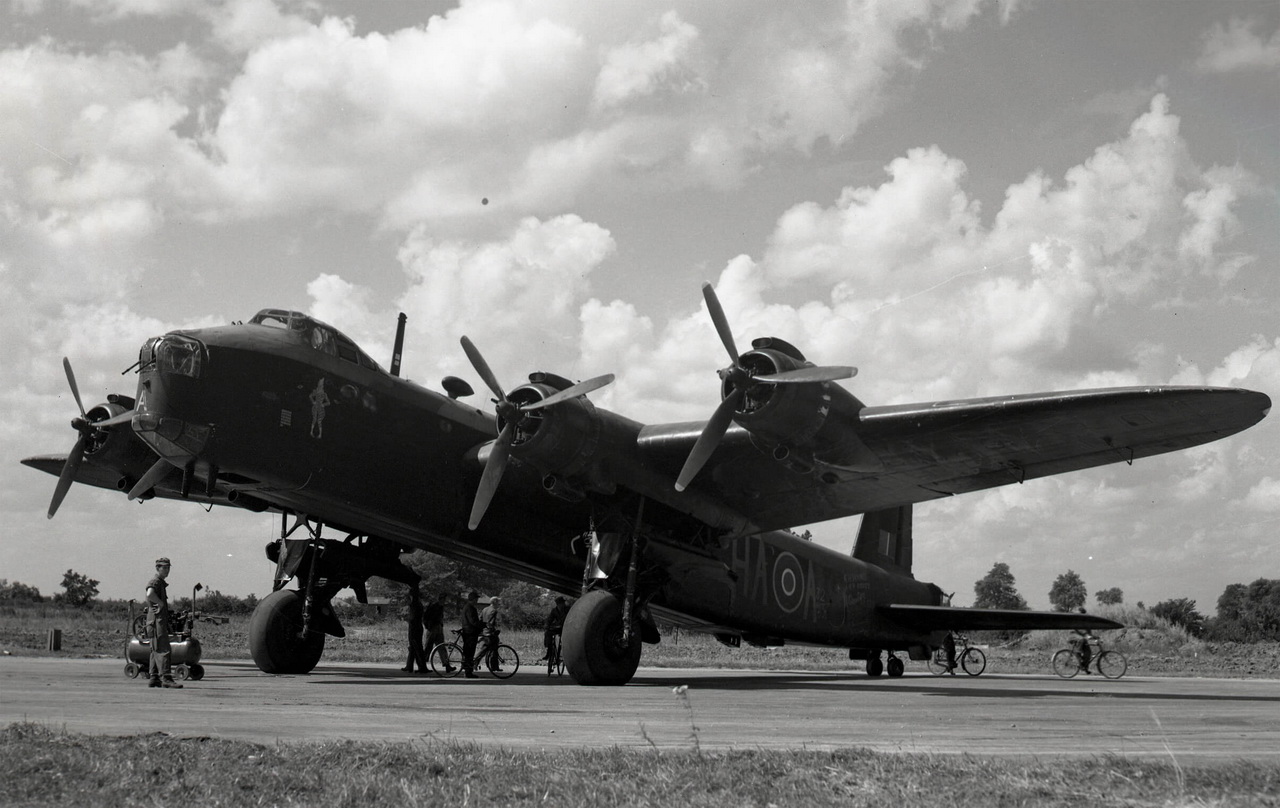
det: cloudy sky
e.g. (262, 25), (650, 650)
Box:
(3, 0), (1277, 616)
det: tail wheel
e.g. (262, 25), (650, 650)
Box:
(1052, 649), (1080, 678)
(961, 647), (987, 676)
(1097, 650), (1128, 679)
(248, 589), (325, 674)
(562, 590), (642, 686)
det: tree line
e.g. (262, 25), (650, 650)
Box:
(6, 556), (1280, 641)
(972, 561), (1280, 642)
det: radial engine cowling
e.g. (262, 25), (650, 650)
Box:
(727, 338), (878, 471)
(500, 372), (604, 484)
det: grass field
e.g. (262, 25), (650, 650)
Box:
(4, 605), (1279, 807)
(3, 722), (1278, 807)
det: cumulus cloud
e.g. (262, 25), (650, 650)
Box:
(198, 1), (1002, 227)
(1196, 17), (1280, 73)
(726, 95), (1260, 403)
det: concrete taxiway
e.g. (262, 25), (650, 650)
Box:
(2, 657), (1277, 763)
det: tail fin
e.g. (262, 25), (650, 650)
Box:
(852, 505), (913, 577)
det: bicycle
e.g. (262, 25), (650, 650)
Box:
(546, 632), (565, 677)
(430, 629), (520, 679)
(1052, 636), (1127, 679)
(927, 633), (986, 676)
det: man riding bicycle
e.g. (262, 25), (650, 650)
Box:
(1071, 614), (1098, 674)
(540, 596), (570, 662)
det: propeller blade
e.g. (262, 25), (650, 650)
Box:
(94, 410), (135, 428)
(675, 389), (742, 492)
(62, 357), (86, 418)
(755, 365), (857, 384)
(522, 374), (615, 411)
(460, 336), (506, 402)
(701, 282), (740, 363)
(468, 423), (515, 530)
(127, 458), (172, 501)
(47, 436), (87, 519)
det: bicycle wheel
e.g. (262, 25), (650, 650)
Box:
(486, 644), (519, 679)
(960, 646), (986, 676)
(547, 639), (564, 677)
(429, 642), (462, 678)
(927, 649), (950, 675)
(1096, 650), (1128, 679)
(1052, 649), (1081, 678)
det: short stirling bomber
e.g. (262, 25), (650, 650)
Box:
(24, 284), (1271, 684)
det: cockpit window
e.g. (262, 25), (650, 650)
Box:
(248, 309), (383, 372)
(251, 310), (310, 331)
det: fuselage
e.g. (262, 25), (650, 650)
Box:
(128, 310), (942, 651)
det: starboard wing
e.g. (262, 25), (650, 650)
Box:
(658, 386), (1270, 532)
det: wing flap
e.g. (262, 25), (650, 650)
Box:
(880, 604), (1123, 632)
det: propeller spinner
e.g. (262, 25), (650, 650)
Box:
(674, 283), (856, 492)
(47, 358), (135, 518)
(460, 337), (614, 530)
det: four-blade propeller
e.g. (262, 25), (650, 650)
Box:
(461, 336), (614, 530)
(673, 283), (855, 492)
(47, 357), (135, 519)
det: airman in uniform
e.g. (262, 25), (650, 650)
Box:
(145, 557), (181, 688)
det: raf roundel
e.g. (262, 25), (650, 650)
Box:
(772, 551), (805, 613)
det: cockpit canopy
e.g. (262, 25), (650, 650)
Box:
(250, 309), (383, 372)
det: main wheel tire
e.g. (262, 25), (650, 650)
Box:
(248, 589), (325, 674)
(866, 656), (884, 677)
(1097, 650), (1128, 679)
(961, 647), (987, 676)
(1052, 649), (1080, 678)
(886, 656), (905, 677)
(562, 590), (642, 686)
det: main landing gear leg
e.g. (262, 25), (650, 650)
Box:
(563, 502), (646, 686)
(251, 515), (328, 674)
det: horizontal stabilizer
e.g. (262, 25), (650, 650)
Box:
(880, 604), (1122, 632)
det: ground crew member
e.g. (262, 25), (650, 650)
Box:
(479, 597), (503, 672)
(460, 591), (481, 678)
(424, 592), (452, 674)
(400, 585), (427, 674)
(145, 557), (181, 688)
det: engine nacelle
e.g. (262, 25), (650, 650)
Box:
(501, 372), (604, 483)
(727, 338), (880, 471)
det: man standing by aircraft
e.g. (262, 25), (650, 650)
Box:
(424, 591), (452, 674)
(460, 591), (482, 679)
(400, 586), (427, 674)
(145, 557), (181, 689)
